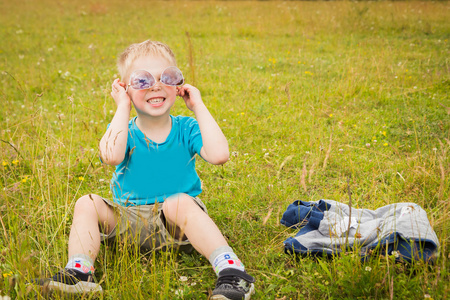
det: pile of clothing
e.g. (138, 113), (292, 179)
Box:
(281, 199), (439, 262)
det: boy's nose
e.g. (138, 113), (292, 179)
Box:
(151, 81), (163, 91)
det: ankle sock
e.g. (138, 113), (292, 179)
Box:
(65, 254), (95, 274)
(209, 246), (245, 276)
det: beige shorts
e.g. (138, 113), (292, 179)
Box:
(100, 196), (207, 253)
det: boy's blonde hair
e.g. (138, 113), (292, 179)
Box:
(117, 40), (177, 82)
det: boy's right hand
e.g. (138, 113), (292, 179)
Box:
(111, 79), (131, 109)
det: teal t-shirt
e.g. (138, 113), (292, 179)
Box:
(110, 115), (203, 206)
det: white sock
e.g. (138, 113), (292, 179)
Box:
(65, 254), (95, 274)
(209, 246), (245, 276)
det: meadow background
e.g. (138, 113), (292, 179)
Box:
(0, 0), (449, 299)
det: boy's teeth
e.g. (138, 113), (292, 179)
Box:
(148, 98), (164, 104)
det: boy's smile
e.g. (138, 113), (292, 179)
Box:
(147, 97), (165, 106)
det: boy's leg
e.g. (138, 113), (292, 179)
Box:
(35, 194), (117, 294)
(162, 194), (255, 300)
(68, 194), (117, 262)
(162, 193), (227, 259)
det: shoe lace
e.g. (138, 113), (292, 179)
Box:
(55, 269), (92, 284)
(215, 274), (244, 288)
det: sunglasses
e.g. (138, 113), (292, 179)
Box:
(126, 66), (184, 92)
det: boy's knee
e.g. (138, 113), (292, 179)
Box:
(162, 193), (195, 219)
(74, 194), (103, 213)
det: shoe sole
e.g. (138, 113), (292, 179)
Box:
(46, 280), (103, 294)
(210, 283), (255, 300)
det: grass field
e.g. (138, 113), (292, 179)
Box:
(1, 0), (449, 299)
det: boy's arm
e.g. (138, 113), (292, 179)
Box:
(99, 79), (131, 166)
(178, 84), (229, 165)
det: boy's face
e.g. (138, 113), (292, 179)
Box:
(126, 55), (178, 119)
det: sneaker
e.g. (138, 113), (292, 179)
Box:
(211, 268), (255, 300)
(33, 268), (102, 294)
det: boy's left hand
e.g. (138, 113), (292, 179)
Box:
(177, 84), (204, 111)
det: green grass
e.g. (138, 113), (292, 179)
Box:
(1, 0), (449, 299)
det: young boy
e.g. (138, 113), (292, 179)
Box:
(37, 40), (255, 299)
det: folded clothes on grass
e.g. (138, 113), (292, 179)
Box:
(281, 199), (439, 262)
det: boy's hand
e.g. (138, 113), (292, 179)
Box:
(177, 84), (205, 112)
(111, 79), (131, 109)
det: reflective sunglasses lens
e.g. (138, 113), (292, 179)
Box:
(161, 67), (184, 86)
(130, 70), (155, 90)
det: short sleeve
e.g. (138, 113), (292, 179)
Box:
(184, 118), (203, 157)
